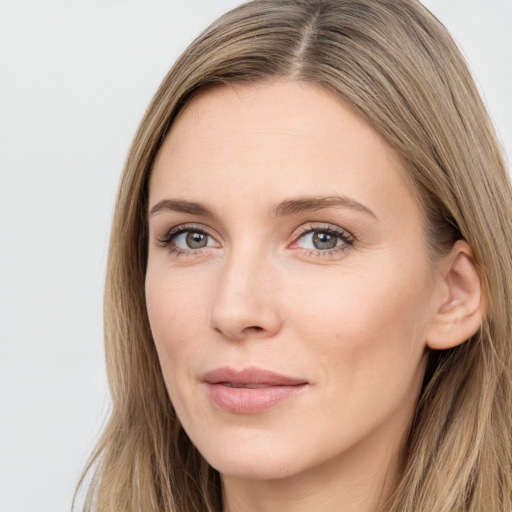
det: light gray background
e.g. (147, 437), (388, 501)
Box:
(0, 1), (510, 511)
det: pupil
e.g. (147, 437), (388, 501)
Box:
(313, 232), (337, 250)
(186, 232), (207, 249)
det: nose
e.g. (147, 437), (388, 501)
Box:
(209, 250), (282, 341)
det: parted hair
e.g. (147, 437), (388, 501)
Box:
(75, 1), (512, 510)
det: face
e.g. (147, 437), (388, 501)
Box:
(146, 81), (438, 483)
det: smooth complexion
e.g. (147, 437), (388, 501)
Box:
(145, 81), (483, 512)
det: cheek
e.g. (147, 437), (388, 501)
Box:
(282, 259), (432, 377)
(145, 269), (213, 425)
(145, 267), (212, 372)
(277, 262), (432, 451)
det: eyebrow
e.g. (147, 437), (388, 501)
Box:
(149, 199), (214, 217)
(270, 195), (378, 220)
(149, 195), (377, 220)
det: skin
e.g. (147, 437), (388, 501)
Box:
(145, 81), (466, 512)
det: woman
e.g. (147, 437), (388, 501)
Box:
(75, 0), (512, 511)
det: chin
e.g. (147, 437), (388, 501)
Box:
(194, 430), (308, 481)
(210, 455), (301, 481)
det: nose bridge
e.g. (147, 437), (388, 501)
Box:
(210, 242), (281, 340)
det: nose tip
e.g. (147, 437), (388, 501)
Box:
(209, 261), (281, 341)
(211, 299), (281, 341)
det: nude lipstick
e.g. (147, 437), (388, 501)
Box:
(202, 366), (308, 414)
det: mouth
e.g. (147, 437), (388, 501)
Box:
(222, 383), (274, 388)
(202, 366), (308, 414)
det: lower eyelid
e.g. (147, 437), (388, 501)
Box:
(169, 247), (206, 256)
(300, 243), (351, 256)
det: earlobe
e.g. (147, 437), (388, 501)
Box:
(426, 240), (486, 350)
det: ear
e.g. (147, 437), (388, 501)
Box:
(426, 240), (486, 350)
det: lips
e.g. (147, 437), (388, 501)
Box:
(202, 366), (308, 414)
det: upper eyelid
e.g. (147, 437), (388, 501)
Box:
(164, 223), (213, 237)
(156, 221), (355, 247)
(156, 223), (214, 247)
(292, 223), (354, 240)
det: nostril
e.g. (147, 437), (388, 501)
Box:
(245, 326), (264, 333)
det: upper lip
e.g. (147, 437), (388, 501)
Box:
(202, 366), (307, 386)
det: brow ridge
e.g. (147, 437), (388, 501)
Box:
(149, 199), (214, 217)
(149, 195), (377, 220)
(271, 195), (377, 219)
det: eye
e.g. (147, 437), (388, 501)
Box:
(292, 225), (354, 254)
(157, 225), (219, 253)
(174, 231), (212, 249)
(299, 231), (341, 250)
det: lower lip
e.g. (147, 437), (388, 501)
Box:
(205, 383), (307, 414)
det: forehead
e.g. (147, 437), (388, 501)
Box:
(149, 81), (419, 224)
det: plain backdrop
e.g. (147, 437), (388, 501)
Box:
(0, 1), (510, 511)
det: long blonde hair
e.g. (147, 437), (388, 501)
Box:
(75, 1), (512, 510)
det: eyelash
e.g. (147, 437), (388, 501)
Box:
(157, 223), (355, 258)
(291, 223), (355, 258)
(157, 224), (213, 256)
